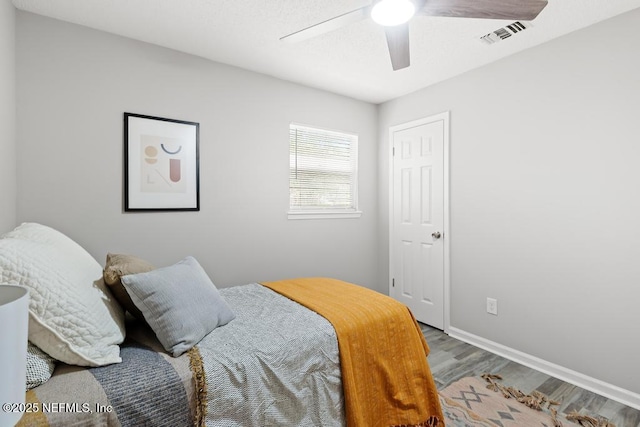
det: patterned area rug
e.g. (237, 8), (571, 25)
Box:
(439, 377), (554, 426)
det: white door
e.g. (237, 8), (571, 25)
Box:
(390, 112), (448, 329)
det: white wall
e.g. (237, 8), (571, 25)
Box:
(15, 3), (640, 400)
(0, 0), (16, 233)
(379, 9), (640, 395)
(16, 12), (380, 291)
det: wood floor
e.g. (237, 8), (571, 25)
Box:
(420, 323), (640, 427)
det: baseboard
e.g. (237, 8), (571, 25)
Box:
(447, 326), (640, 411)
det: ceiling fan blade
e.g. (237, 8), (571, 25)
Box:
(385, 24), (410, 71)
(418, 0), (548, 21)
(280, 6), (371, 43)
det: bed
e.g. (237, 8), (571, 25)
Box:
(0, 224), (443, 427)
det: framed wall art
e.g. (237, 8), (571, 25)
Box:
(124, 113), (200, 211)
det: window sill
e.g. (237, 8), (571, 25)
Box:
(287, 210), (363, 220)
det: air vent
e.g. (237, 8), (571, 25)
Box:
(480, 21), (531, 45)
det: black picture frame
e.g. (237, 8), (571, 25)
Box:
(124, 113), (200, 211)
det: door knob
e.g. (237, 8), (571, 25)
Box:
(432, 231), (441, 239)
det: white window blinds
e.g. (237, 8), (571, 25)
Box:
(289, 124), (360, 217)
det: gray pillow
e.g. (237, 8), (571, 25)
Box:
(120, 256), (235, 356)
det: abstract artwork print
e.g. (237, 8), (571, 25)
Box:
(140, 135), (187, 194)
(124, 113), (199, 211)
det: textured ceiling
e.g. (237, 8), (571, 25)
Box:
(12, 0), (640, 104)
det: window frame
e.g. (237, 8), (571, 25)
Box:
(288, 123), (362, 220)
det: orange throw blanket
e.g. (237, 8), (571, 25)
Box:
(262, 277), (444, 427)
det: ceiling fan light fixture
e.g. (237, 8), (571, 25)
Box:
(371, 0), (416, 27)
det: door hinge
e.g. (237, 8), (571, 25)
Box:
(392, 278), (395, 287)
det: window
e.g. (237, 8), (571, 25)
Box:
(289, 124), (361, 219)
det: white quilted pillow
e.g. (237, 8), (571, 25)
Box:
(0, 223), (125, 366)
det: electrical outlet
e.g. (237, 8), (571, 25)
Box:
(486, 298), (498, 315)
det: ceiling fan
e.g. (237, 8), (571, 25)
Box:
(280, 0), (549, 71)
